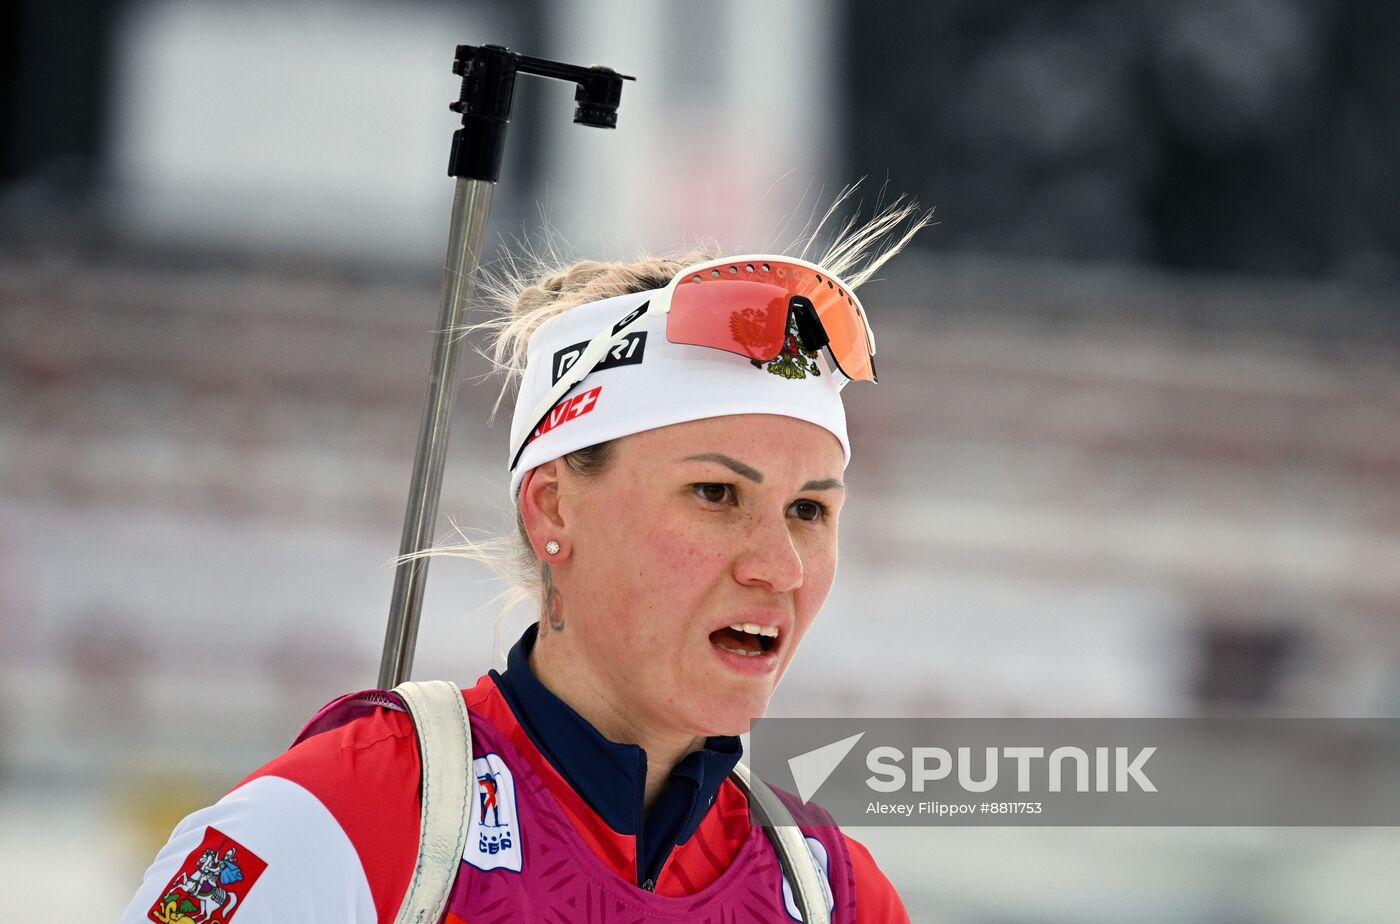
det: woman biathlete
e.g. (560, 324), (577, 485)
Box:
(122, 215), (924, 922)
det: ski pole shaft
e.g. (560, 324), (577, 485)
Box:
(378, 44), (633, 688)
(379, 177), (494, 689)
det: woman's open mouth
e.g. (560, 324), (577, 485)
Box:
(708, 623), (779, 658)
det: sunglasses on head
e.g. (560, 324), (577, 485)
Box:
(510, 254), (876, 471)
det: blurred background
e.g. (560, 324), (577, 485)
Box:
(2, 0), (1399, 920)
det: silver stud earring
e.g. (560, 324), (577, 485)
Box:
(544, 540), (561, 556)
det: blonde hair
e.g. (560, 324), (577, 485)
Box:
(406, 189), (933, 641)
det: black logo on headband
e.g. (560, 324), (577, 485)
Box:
(612, 301), (649, 334)
(552, 332), (648, 384)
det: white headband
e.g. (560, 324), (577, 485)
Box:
(508, 288), (851, 499)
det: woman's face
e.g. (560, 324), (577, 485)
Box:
(545, 413), (846, 739)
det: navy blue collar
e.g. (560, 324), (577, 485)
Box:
(490, 623), (742, 885)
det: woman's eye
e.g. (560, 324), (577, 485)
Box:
(694, 483), (734, 505)
(789, 499), (828, 522)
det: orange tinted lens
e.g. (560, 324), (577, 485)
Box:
(809, 289), (873, 380)
(794, 266), (874, 381)
(667, 274), (791, 360)
(667, 260), (875, 379)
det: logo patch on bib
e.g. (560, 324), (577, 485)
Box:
(465, 753), (524, 873)
(148, 826), (266, 923)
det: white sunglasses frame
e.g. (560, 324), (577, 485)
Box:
(509, 253), (874, 471)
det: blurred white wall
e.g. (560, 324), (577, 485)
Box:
(106, 0), (836, 263)
(108, 0), (491, 258)
(539, 0), (838, 256)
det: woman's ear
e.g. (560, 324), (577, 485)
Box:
(519, 460), (569, 559)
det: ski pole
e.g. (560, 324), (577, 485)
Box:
(379, 44), (635, 689)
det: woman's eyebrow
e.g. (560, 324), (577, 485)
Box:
(683, 453), (763, 483)
(683, 454), (845, 492)
(800, 478), (845, 492)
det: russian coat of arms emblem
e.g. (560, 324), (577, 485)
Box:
(752, 314), (822, 380)
(148, 826), (266, 923)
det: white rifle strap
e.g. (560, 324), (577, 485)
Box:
(392, 680), (473, 924)
(730, 761), (831, 924)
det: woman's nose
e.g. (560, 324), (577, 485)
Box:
(732, 510), (804, 593)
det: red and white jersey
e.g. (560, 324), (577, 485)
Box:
(120, 672), (910, 922)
